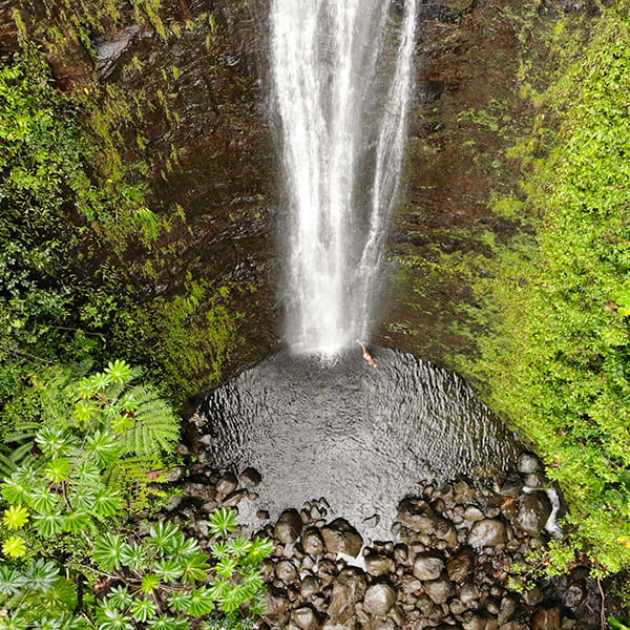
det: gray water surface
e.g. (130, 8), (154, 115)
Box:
(198, 348), (521, 539)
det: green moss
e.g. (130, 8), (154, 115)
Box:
(459, 6), (630, 575)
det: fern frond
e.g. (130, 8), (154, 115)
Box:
(119, 386), (179, 456)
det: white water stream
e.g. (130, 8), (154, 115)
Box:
(271, 0), (418, 354)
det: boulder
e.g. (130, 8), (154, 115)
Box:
(517, 452), (542, 474)
(292, 606), (319, 630)
(515, 492), (552, 537)
(321, 518), (363, 557)
(328, 568), (367, 624)
(363, 582), (397, 616)
(467, 519), (506, 547)
(424, 576), (455, 605)
(446, 546), (475, 583)
(530, 606), (562, 630)
(365, 553), (396, 577)
(275, 559), (299, 584)
(302, 527), (324, 556)
(239, 467), (262, 487)
(412, 552), (445, 581)
(216, 473), (238, 496)
(274, 509), (303, 544)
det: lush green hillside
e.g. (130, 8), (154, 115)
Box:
(465, 6), (630, 574)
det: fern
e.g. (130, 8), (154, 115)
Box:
(119, 385), (179, 456)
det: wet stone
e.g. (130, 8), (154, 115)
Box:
(275, 509), (303, 544)
(412, 551), (445, 581)
(300, 576), (320, 598)
(522, 587), (543, 606)
(293, 606), (319, 630)
(321, 518), (363, 557)
(464, 506), (485, 522)
(328, 568), (367, 624)
(216, 473), (238, 496)
(446, 546), (476, 583)
(517, 452), (542, 474)
(467, 519), (506, 548)
(365, 552), (396, 577)
(275, 559), (298, 584)
(459, 584), (480, 606)
(515, 492), (552, 538)
(222, 488), (248, 507)
(564, 581), (586, 609)
(363, 582), (397, 616)
(239, 467), (262, 487)
(424, 576), (455, 605)
(531, 606), (562, 630)
(302, 527), (325, 556)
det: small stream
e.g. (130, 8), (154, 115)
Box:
(197, 347), (521, 539)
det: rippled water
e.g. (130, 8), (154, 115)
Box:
(197, 348), (521, 539)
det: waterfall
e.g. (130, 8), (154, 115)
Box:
(271, 0), (417, 355)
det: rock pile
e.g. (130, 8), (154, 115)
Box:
(163, 452), (599, 629)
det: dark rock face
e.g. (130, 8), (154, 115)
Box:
(1, 0), (279, 392)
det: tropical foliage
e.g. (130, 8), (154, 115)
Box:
(0, 362), (270, 629)
(462, 7), (630, 574)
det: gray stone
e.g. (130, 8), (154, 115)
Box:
(300, 576), (320, 598)
(463, 506), (485, 522)
(564, 581), (586, 609)
(365, 553), (395, 577)
(467, 519), (506, 547)
(525, 473), (549, 488)
(262, 586), (290, 626)
(412, 552), (445, 581)
(459, 583), (480, 606)
(222, 489), (248, 507)
(447, 546), (476, 583)
(522, 587), (543, 606)
(274, 509), (303, 544)
(517, 452), (542, 474)
(424, 576), (455, 605)
(275, 559), (298, 584)
(302, 527), (324, 556)
(216, 473), (238, 496)
(328, 568), (367, 624)
(321, 518), (363, 557)
(363, 582), (397, 616)
(498, 596), (517, 625)
(293, 606), (319, 630)
(515, 492), (552, 537)
(239, 467), (261, 487)
(397, 498), (441, 534)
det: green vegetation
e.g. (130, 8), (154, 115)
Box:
(456, 7), (630, 574)
(0, 42), (236, 404)
(0, 361), (270, 630)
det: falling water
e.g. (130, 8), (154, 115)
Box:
(271, 0), (418, 354)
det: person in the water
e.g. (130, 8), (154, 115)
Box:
(356, 339), (377, 368)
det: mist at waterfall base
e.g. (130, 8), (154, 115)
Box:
(271, 0), (418, 355)
(198, 348), (520, 539)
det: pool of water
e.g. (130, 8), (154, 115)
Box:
(196, 347), (521, 539)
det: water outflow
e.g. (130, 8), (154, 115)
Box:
(271, 0), (418, 354)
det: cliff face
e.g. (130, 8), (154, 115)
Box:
(0, 0), (606, 391)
